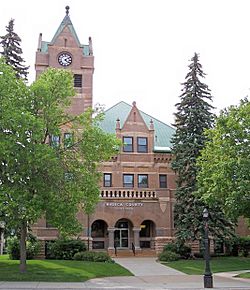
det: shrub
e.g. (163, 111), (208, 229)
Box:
(238, 237), (250, 257)
(158, 250), (180, 262)
(164, 243), (178, 253)
(7, 235), (40, 260)
(163, 241), (191, 259)
(73, 251), (113, 263)
(46, 239), (86, 260)
(178, 244), (192, 259)
(226, 236), (250, 257)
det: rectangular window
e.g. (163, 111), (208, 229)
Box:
(74, 74), (82, 88)
(92, 241), (105, 249)
(123, 137), (133, 152)
(159, 174), (167, 188)
(104, 173), (112, 187)
(64, 132), (73, 148)
(50, 135), (60, 148)
(123, 174), (134, 188)
(137, 137), (148, 153)
(138, 174), (148, 188)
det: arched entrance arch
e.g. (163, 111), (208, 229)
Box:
(91, 219), (108, 250)
(114, 219), (133, 249)
(139, 219), (156, 249)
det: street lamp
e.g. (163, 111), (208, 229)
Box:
(203, 208), (213, 288)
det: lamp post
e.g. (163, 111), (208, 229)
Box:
(203, 208), (213, 288)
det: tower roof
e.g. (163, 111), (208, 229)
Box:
(50, 6), (81, 46)
(39, 6), (91, 55)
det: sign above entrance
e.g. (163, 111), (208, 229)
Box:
(105, 202), (144, 208)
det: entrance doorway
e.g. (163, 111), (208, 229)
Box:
(114, 228), (128, 248)
(114, 220), (129, 248)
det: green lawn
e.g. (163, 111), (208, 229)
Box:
(0, 255), (132, 282)
(236, 272), (250, 279)
(163, 257), (250, 275)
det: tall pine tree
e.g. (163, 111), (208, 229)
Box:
(171, 53), (234, 243)
(0, 19), (29, 80)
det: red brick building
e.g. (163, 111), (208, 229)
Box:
(33, 7), (176, 255)
(32, 7), (249, 256)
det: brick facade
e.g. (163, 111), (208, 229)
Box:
(32, 7), (250, 258)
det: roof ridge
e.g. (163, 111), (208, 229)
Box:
(103, 101), (131, 114)
(137, 107), (175, 130)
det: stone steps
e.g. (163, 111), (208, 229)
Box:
(110, 249), (157, 258)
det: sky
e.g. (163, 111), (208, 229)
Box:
(1, 0), (250, 125)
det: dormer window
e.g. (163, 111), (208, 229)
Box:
(137, 137), (148, 153)
(123, 137), (133, 152)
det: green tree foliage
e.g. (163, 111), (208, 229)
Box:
(171, 53), (235, 242)
(0, 59), (119, 272)
(0, 19), (29, 80)
(197, 98), (250, 220)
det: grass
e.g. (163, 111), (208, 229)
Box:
(163, 256), (250, 275)
(0, 255), (132, 282)
(236, 272), (250, 279)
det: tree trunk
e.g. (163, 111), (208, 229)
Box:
(19, 220), (27, 273)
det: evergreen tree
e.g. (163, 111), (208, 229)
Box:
(171, 53), (234, 243)
(0, 19), (29, 80)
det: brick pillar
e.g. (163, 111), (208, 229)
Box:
(133, 227), (141, 250)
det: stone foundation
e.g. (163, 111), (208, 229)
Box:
(154, 236), (175, 254)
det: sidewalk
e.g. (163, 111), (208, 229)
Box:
(0, 257), (249, 289)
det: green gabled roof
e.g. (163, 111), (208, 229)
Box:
(98, 101), (175, 151)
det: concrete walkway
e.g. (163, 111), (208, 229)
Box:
(113, 257), (185, 276)
(0, 257), (249, 289)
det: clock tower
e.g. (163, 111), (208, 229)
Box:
(35, 6), (94, 115)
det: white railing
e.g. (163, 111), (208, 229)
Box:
(100, 189), (157, 199)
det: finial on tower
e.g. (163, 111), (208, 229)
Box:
(116, 118), (121, 130)
(150, 119), (154, 130)
(65, 6), (70, 15)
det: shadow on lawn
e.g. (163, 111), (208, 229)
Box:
(0, 259), (132, 282)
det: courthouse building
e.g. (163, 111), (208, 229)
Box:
(32, 7), (249, 256)
(33, 7), (176, 256)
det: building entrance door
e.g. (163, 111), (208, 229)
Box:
(114, 220), (129, 248)
(114, 229), (128, 248)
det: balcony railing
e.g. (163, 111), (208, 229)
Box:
(100, 189), (157, 199)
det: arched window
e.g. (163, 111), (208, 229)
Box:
(91, 220), (106, 238)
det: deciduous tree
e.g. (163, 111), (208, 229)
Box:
(0, 60), (119, 272)
(197, 98), (250, 221)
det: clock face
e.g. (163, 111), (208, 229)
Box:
(58, 52), (72, 66)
